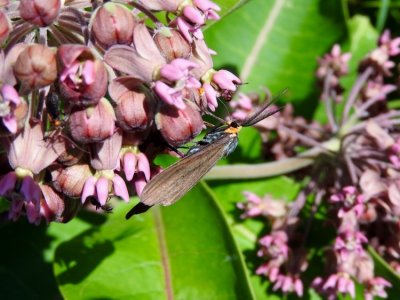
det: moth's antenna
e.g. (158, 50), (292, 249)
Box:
(204, 110), (226, 124)
(217, 97), (232, 121)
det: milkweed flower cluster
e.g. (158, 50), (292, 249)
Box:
(0, 0), (241, 224)
(234, 30), (400, 299)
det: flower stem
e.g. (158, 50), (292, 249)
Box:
(322, 69), (338, 132)
(205, 139), (340, 180)
(341, 67), (373, 124)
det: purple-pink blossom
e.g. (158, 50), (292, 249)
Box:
(0, 84), (21, 133)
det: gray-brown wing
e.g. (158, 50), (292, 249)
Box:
(140, 134), (231, 206)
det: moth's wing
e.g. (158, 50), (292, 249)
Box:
(140, 134), (231, 206)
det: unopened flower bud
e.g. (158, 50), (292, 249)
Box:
(69, 98), (116, 144)
(0, 10), (11, 45)
(19, 0), (61, 27)
(58, 44), (108, 107)
(156, 102), (203, 146)
(154, 28), (191, 62)
(51, 164), (93, 197)
(109, 77), (154, 131)
(91, 3), (136, 49)
(13, 44), (57, 90)
(40, 184), (81, 223)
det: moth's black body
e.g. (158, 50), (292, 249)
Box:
(126, 97), (281, 219)
(186, 122), (240, 157)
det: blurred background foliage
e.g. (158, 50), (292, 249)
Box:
(1, 0), (400, 299)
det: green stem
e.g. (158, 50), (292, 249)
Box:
(205, 139), (340, 180)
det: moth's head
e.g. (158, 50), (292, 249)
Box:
(225, 121), (242, 134)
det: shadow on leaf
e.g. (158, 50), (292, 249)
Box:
(55, 227), (114, 285)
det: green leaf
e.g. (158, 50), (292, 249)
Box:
(209, 176), (300, 299)
(205, 0), (347, 103)
(214, 0), (251, 21)
(54, 184), (255, 300)
(346, 15), (379, 70)
(369, 246), (400, 298)
(0, 221), (61, 300)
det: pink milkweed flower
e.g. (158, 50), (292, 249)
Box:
(104, 23), (166, 83)
(138, 0), (220, 43)
(237, 191), (287, 219)
(0, 84), (22, 133)
(273, 274), (303, 297)
(175, 0), (221, 43)
(313, 272), (356, 299)
(317, 44), (351, 79)
(155, 58), (201, 109)
(364, 277), (392, 300)
(105, 23), (199, 109)
(119, 148), (151, 196)
(7, 121), (66, 175)
(330, 186), (365, 218)
(193, 0), (221, 20)
(334, 229), (368, 260)
(255, 260), (281, 282)
(203, 70), (241, 108)
(82, 130), (129, 206)
(257, 231), (289, 261)
(362, 79), (396, 101)
(175, 16), (204, 43)
(58, 44), (108, 107)
(379, 30), (400, 57)
(190, 40), (241, 110)
(81, 173), (129, 207)
(1, 121), (66, 223)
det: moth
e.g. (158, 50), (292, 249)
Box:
(126, 96), (281, 218)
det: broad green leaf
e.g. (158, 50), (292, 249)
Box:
(0, 220), (61, 300)
(213, 0), (251, 21)
(54, 184), (255, 300)
(346, 15), (379, 76)
(0, 210), (102, 300)
(209, 176), (300, 299)
(205, 0), (347, 103)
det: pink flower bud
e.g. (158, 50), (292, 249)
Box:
(19, 0), (61, 27)
(69, 98), (116, 144)
(154, 28), (191, 62)
(156, 102), (203, 147)
(0, 10), (11, 45)
(13, 44), (57, 90)
(182, 6), (205, 25)
(51, 164), (93, 198)
(58, 44), (108, 107)
(40, 184), (81, 223)
(213, 70), (242, 91)
(91, 3), (136, 49)
(109, 77), (154, 131)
